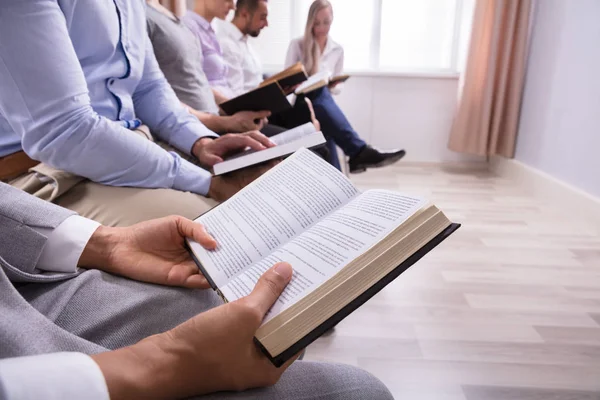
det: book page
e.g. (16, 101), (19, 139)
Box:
(213, 130), (324, 175)
(295, 71), (330, 94)
(218, 122), (316, 163)
(189, 148), (360, 288)
(270, 123), (317, 146)
(219, 189), (427, 322)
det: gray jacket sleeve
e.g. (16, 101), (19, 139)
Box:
(0, 182), (78, 283)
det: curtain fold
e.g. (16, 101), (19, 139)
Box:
(448, 0), (533, 158)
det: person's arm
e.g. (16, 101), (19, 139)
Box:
(334, 47), (345, 77)
(212, 88), (231, 105)
(0, 1), (212, 195)
(187, 104), (270, 134)
(0, 182), (216, 287)
(284, 39), (302, 69)
(133, 35), (218, 156)
(92, 262), (297, 399)
(220, 37), (246, 97)
(0, 263), (295, 400)
(329, 47), (345, 94)
(0, 353), (109, 400)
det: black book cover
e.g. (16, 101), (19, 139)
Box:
(220, 82), (292, 116)
(257, 222), (461, 367)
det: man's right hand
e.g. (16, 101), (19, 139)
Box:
(226, 110), (272, 132)
(92, 263), (298, 400)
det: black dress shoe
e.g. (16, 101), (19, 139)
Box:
(348, 145), (406, 173)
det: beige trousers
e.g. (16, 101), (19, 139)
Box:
(8, 127), (217, 227)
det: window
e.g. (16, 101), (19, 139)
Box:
(248, 0), (475, 73)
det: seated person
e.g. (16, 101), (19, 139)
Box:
(0, 182), (394, 400)
(209, 0), (407, 172)
(146, 0), (284, 137)
(0, 0), (273, 227)
(182, 1), (319, 135)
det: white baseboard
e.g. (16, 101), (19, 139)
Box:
(490, 156), (600, 225)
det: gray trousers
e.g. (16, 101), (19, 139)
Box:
(19, 270), (393, 400)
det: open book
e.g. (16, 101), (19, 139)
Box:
(220, 82), (291, 116)
(295, 71), (351, 95)
(260, 62), (309, 94)
(212, 123), (325, 176)
(188, 148), (459, 366)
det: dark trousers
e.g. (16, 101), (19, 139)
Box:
(304, 87), (366, 170)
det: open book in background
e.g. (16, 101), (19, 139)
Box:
(295, 71), (351, 95)
(219, 82), (291, 116)
(188, 148), (460, 366)
(212, 123), (325, 176)
(260, 62), (309, 94)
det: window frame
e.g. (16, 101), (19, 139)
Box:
(258, 0), (472, 76)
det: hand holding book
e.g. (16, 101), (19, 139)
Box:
(189, 148), (460, 366)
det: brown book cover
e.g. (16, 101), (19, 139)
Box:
(260, 62), (308, 93)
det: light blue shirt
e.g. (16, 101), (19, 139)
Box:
(0, 0), (217, 195)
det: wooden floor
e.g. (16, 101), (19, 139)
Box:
(303, 162), (600, 400)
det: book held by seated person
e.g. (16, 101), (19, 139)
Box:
(220, 81), (292, 116)
(259, 62), (309, 94)
(294, 71), (351, 95)
(212, 123), (325, 176)
(188, 148), (460, 367)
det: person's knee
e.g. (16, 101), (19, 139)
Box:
(56, 181), (218, 227)
(276, 361), (393, 400)
(332, 364), (393, 400)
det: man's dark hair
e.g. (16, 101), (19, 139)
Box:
(234, 0), (267, 17)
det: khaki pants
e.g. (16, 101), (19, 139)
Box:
(8, 127), (217, 227)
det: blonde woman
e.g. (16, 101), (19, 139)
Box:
(285, 0), (406, 172)
(286, 0), (343, 82)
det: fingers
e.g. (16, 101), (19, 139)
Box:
(218, 134), (267, 152)
(184, 274), (212, 290)
(245, 130), (275, 148)
(167, 262), (212, 290)
(245, 262), (293, 318)
(202, 153), (224, 167)
(175, 217), (217, 250)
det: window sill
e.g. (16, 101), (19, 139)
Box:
(343, 69), (460, 79)
(262, 66), (460, 80)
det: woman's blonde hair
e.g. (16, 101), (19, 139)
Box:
(302, 0), (333, 76)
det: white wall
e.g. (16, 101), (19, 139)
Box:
(334, 75), (484, 163)
(515, 0), (600, 199)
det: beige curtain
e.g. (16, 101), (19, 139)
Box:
(448, 0), (533, 158)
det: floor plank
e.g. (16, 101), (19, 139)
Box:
(303, 162), (600, 399)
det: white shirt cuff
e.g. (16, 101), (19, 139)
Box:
(35, 215), (101, 273)
(0, 353), (109, 400)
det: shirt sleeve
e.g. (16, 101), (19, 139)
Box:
(334, 47), (345, 77)
(33, 215), (101, 274)
(0, 0), (213, 195)
(0, 353), (109, 400)
(133, 35), (218, 155)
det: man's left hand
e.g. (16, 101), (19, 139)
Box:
(80, 216), (218, 289)
(192, 131), (275, 167)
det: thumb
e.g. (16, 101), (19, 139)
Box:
(245, 263), (293, 318)
(201, 153), (223, 167)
